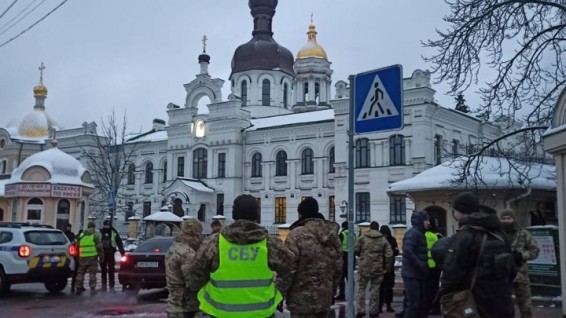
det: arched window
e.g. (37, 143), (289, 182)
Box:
(283, 83), (289, 108)
(329, 147), (335, 173)
(162, 161), (167, 183)
(26, 198), (43, 222)
(241, 80), (248, 106)
(145, 162), (153, 184)
(262, 79), (270, 106)
(56, 199), (70, 230)
(301, 148), (314, 175)
(193, 148), (208, 179)
(127, 163), (135, 184)
(355, 138), (370, 168)
(389, 135), (405, 166)
(275, 150), (287, 176)
(251, 153), (262, 177)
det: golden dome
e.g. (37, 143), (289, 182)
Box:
(33, 83), (48, 97)
(296, 24), (327, 60)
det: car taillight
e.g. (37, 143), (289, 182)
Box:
(18, 245), (31, 257)
(120, 255), (128, 263)
(68, 244), (77, 257)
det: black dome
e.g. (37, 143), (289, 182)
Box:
(230, 0), (295, 77)
(231, 37), (294, 76)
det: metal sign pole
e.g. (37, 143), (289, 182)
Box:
(346, 74), (356, 318)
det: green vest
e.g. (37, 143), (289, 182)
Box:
(425, 231), (439, 268)
(79, 233), (98, 258)
(340, 230), (357, 252)
(198, 235), (282, 318)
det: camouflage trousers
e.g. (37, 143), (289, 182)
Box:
(513, 281), (533, 318)
(75, 256), (98, 290)
(356, 274), (384, 316)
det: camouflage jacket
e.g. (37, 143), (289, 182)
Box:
(165, 227), (202, 313)
(507, 227), (540, 283)
(284, 218), (342, 314)
(355, 229), (393, 277)
(187, 220), (296, 295)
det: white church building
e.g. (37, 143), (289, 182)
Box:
(0, 0), (551, 235)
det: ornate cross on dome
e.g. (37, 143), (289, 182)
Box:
(201, 35), (208, 53)
(38, 62), (45, 84)
(310, 12), (313, 24)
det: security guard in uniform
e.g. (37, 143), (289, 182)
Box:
(188, 194), (295, 318)
(336, 221), (356, 301)
(424, 220), (443, 315)
(75, 221), (103, 295)
(99, 219), (125, 292)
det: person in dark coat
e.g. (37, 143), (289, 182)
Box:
(99, 219), (125, 292)
(396, 210), (429, 318)
(378, 225), (399, 313)
(439, 191), (515, 318)
(63, 223), (78, 292)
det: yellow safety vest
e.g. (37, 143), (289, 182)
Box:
(198, 235), (282, 318)
(341, 230), (357, 252)
(79, 233), (98, 258)
(425, 231), (439, 268)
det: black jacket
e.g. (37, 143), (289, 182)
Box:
(439, 212), (515, 318)
(401, 211), (429, 279)
(99, 227), (125, 254)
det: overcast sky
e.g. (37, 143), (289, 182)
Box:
(0, 0), (464, 133)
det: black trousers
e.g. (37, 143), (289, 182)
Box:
(379, 271), (395, 307)
(402, 277), (427, 318)
(337, 252), (348, 297)
(425, 267), (441, 313)
(99, 249), (116, 287)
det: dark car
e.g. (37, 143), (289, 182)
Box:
(118, 236), (174, 295)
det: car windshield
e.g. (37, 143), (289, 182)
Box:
(24, 230), (68, 245)
(136, 238), (173, 253)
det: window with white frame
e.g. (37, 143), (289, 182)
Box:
(26, 198), (43, 222)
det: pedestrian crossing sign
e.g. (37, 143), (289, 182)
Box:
(354, 65), (403, 134)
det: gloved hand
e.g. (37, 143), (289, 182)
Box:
(512, 251), (523, 266)
(276, 300), (284, 313)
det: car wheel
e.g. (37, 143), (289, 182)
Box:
(0, 267), (10, 297)
(44, 277), (68, 293)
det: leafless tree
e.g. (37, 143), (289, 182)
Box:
(78, 110), (143, 224)
(424, 0), (564, 190)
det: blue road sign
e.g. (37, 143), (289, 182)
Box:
(354, 65), (403, 134)
(108, 191), (114, 209)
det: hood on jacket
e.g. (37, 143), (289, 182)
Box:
(82, 228), (95, 236)
(289, 213), (325, 230)
(220, 220), (268, 244)
(176, 219), (203, 249)
(411, 210), (429, 233)
(459, 212), (502, 231)
(300, 218), (340, 246)
(363, 229), (384, 239)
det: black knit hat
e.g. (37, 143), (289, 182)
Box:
(452, 191), (480, 214)
(298, 197), (319, 218)
(103, 220), (111, 226)
(232, 194), (258, 221)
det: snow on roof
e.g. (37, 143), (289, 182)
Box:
(127, 130), (168, 143)
(144, 211), (183, 222)
(8, 147), (93, 187)
(387, 156), (556, 194)
(180, 179), (214, 193)
(246, 109), (335, 131)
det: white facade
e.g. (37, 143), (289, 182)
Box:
(0, 2), (535, 232)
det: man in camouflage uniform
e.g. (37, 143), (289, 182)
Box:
(284, 197), (342, 318)
(165, 218), (203, 318)
(500, 209), (540, 318)
(75, 221), (103, 295)
(188, 194), (295, 318)
(355, 221), (393, 318)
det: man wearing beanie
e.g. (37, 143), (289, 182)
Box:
(188, 194), (295, 318)
(165, 219), (203, 318)
(500, 209), (540, 318)
(439, 191), (515, 318)
(284, 197), (342, 317)
(355, 221), (393, 318)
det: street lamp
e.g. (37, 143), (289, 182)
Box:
(339, 200), (348, 219)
